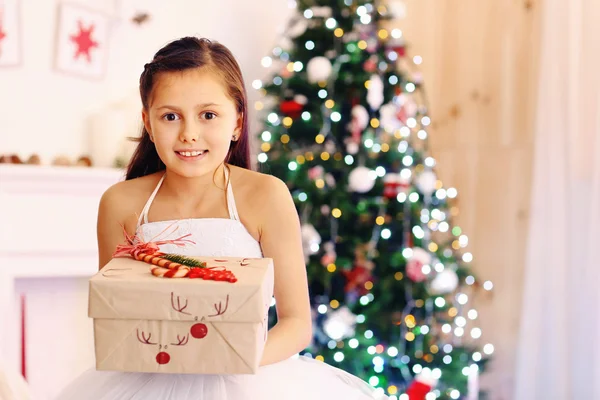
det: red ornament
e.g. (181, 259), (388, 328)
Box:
(383, 173), (410, 199)
(280, 100), (304, 119)
(190, 323), (208, 339)
(342, 264), (373, 295)
(156, 351), (170, 365)
(388, 46), (406, 57)
(70, 20), (99, 62)
(405, 371), (437, 400)
(342, 246), (375, 296)
(405, 380), (431, 400)
(363, 58), (377, 73)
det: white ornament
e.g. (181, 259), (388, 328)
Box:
(411, 247), (432, 265)
(414, 369), (439, 389)
(346, 141), (359, 155)
(294, 94), (308, 105)
(351, 105), (369, 131)
(307, 57), (333, 83)
(325, 173), (336, 187)
(379, 103), (401, 132)
(301, 224), (321, 261)
(348, 166), (375, 193)
(310, 6), (332, 18)
(416, 170), (437, 195)
(430, 269), (459, 294)
(387, 0), (407, 19)
(367, 75), (384, 110)
(323, 306), (357, 340)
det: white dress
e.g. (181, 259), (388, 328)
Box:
(56, 170), (387, 400)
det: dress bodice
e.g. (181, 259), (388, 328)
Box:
(134, 167), (263, 258)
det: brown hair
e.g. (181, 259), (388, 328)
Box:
(126, 37), (251, 180)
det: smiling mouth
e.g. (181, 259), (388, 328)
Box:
(176, 150), (208, 157)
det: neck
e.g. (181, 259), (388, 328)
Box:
(162, 164), (227, 201)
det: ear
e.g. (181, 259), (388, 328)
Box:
(141, 109), (153, 142)
(233, 112), (243, 140)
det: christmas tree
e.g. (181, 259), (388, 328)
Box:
(252, 1), (493, 399)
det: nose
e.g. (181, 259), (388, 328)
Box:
(179, 121), (199, 143)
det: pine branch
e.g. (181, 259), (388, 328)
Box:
(160, 254), (206, 268)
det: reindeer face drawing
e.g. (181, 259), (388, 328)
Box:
(135, 293), (229, 366)
(136, 329), (189, 365)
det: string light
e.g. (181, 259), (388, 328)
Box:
(325, 18), (337, 29)
(261, 131), (271, 141)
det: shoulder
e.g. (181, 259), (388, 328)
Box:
(228, 165), (292, 209)
(98, 172), (163, 226)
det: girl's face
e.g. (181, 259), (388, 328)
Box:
(142, 68), (242, 178)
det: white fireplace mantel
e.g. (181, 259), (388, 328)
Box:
(0, 164), (124, 395)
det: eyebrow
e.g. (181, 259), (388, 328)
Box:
(155, 103), (221, 110)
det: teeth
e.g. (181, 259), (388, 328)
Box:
(179, 151), (205, 157)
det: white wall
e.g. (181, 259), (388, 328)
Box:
(0, 0), (293, 164)
(0, 1), (293, 398)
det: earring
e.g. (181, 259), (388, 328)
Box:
(232, 135), (238, 141)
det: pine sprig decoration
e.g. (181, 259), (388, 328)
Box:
(160, 254), (206, 268)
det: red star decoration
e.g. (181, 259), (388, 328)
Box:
(70, 20), (99, 63)
(0, 19), (6, 45)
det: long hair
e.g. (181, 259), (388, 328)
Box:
(126, 37), (251, 180)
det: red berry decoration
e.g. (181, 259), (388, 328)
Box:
(190, 323), (208, 339)
(156, 351), (170, 365)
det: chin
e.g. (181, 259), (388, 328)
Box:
(166, 159), (223, 178)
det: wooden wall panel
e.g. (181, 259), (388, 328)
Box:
(386, 0), (542, 397)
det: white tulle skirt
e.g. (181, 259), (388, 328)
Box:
(56, 356), (388, 400)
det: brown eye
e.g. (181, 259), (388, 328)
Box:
(163, 113), (180, 122)
(202, 112), (217, 120)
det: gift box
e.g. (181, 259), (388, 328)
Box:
(88, 256), (274, 374)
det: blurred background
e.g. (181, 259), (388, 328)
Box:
(0, 0), (598, 399)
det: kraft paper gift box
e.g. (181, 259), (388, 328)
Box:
(88, 256), (274, 374)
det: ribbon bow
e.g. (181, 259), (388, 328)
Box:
(112, 223), (194, 259)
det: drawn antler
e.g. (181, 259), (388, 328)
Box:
(170, 334), (189, 346)
(208, 294), (230, 317)
(171, 292), (191, 315)
(136, 329), (157, 345)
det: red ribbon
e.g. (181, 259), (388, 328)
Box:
(112, 223), (194, 259)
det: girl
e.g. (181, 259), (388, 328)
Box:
(57, 37), (387, 400)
